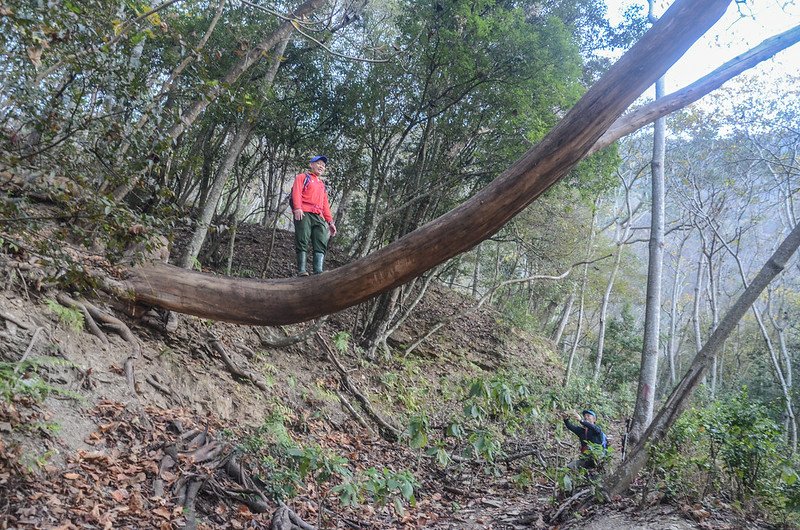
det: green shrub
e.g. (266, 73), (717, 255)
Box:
(647, 388), (800, 525)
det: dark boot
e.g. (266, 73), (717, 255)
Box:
(296, 251), (309, 276)
(313, 252), (325, 274)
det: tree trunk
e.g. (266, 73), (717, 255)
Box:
(553, 292), (575, 348)
(122, 0), (733, 325)
(179, 123), (253, 268)
(178, 36), (289, 269)
(629, 67), (666, 445)
(593, 247), (623, 382)
(666, 232), (689, 385)
(605, 219), (800, 497)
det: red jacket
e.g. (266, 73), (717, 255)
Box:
(291, 172), (332, 223)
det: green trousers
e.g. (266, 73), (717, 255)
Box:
(294, 213), (329, 254)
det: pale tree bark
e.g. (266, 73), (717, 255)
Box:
(691, 243), (706, 368)
(593, 177), (639, 382)
(767, 285), (796, 450)
(666, 231), (690, 385)
(122, 0), (734, 325)
(605, 219), (800, 497)
(565, 289), (586, 383)
(703, 239), (722, 396)
(560, 196), (599, 360)
(708, 223), (799, 453)
(554, 292), (575, 350)
(629, 0), (667, 441)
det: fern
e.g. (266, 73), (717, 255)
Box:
(45, 299), (84, 332)
(0, 356), (80, 402)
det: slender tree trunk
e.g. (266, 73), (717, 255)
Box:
(692, 244), (706, 380)
(666, 233), (689, 385)
(565, 289), (586, 385)
(553, 292), (575, 348)
(178, 37), (288, 269)
(472, 243), (482, 298)
(629, 68), (666, 446)
(704, 248), (720, 397)
(179, 124), (253, 268)
(593, 247), (623, 382)
(605, 219), (800, 497)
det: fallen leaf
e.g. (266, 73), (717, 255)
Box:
(111, 489), (127, 502)
(64, 472), (80, 480)
(153, 507), (171, 519)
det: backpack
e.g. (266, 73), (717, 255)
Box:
(601, 431), (608, 451)
(288, 173), (311, 210)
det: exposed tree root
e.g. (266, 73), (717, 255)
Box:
(56, 292), (141, 392)
(255, 316), (328, 348)
(270, 502), (317, 530)
(145, 374), (181, 404)
(55, 293), (108, 344)
(0, 310), (30, 330)
(551, 488), (592, 523)
(316, 332), (400, 441)
(207, 333), (269, 391)
(335, 390), (375, 436)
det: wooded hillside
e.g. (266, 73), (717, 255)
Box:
(3, 0), (800, 527)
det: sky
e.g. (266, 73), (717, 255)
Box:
(602, 0), (800, 93)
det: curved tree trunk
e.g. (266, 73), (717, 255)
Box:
(122, 0), (733, 326)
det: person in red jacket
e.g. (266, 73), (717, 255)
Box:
(291, 155), (337, 275)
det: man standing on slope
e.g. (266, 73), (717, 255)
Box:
(292, 155), (336, 276)
(563, 409), (607, 470)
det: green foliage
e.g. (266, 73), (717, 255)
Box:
(235, 411), (419, 515)
(0, 356), (77, 403)
(45, 299), (84, 332)
(647, 388), (800, 525)
(356, 467), (418, 515)
(332, 331), (351, 353)
(404, 412), (430, 449)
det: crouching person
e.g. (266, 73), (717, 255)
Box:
(563, 409), (607, 471)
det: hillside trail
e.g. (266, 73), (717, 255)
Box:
(0, 223), (771, 529)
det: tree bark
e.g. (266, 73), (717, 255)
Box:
(666, 232), (689, 385)
(122, 0), (733, 325)
(605, 219), (800, 497)
(629, 67), (666, 446)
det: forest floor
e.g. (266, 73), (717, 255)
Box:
(0, 213), (778, 529)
